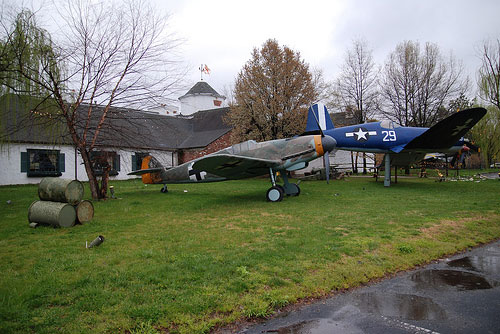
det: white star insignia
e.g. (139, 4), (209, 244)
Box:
(354, 128), (368, 141)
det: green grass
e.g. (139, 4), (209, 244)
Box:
(1, 174), (500, 333)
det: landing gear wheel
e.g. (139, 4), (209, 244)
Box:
(266, 186), (284, 202)
(160, 185), (168, 193)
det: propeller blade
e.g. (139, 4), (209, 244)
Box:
(309, 104), (325, 137)
(324, 152), (330, 184)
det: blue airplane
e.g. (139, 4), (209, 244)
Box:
(304, 103), (487, 186)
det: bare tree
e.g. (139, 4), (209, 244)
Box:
(478, 38), (500, 110)
(227, 39), (322, 142)
(3, 0), (185, 199)
(381, 40), (466, 127)
(335, 39), (379, 174)
(336, 38), (379, 123)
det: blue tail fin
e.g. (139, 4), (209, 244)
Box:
(305, 103), (334, 134)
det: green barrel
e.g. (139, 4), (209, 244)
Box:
(75, 200), (94, 224)
(38, 178), (84, 205)
(28, 200), (77, 228)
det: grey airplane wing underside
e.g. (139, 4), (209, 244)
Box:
(379, 152), (427, 168)
(193, 154), (281, 179)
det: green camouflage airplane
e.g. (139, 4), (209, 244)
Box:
(128, 134), (336, 202)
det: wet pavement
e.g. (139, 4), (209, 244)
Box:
(240, 240), (500, 334)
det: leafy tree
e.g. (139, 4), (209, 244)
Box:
(227, 39), (322, 142)
(472, 39), (500, 166)
(1, 9), (63, 142)
(380, 40), (466, 127)
(0, 9), (62, 96)
(2, 0), (183, 199)
(468, 105), (500, 166)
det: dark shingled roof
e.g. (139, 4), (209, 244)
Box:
(178, 108), (231, 148)
(178, 81), (225, 99)
(1, 94), (232, 151)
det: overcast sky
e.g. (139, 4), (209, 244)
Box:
(153, 0), (500, 99)
(13, 0), (500, 102)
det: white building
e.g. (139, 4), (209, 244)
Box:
(178, 81), (226, 115)
(0, 91), (230, 186)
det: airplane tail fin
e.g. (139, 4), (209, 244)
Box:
(304, 103), (334, 135)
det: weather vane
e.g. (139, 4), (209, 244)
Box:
(199, 64), (211, 80)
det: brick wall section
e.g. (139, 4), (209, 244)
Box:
(179, 131), (233, 164)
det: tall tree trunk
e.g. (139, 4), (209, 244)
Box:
(99, 167), (110, 199)
(79, 148), (101, 200)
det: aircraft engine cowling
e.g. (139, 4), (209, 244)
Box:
(141, 156), (163, 184)
(314, 135), (336, 156)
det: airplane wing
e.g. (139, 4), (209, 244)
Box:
(192, 154), (282, 179)
(402, 107), (486, 151)
(128, 168), (163, 176)
(379, 152), (427, 167)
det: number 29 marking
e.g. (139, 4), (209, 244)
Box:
(382, 130), (397, 142)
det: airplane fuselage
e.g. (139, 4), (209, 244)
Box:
(326, 121), (464, 154)
(141, 134), (335, 184)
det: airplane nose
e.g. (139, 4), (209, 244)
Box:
(321, 135), (336, 153)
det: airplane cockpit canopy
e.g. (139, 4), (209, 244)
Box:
(379, 120), (401, 129)
(220, 140), (260, 155)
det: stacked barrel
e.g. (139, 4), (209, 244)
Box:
(28, 178), (94, 227)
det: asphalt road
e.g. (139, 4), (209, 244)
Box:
(239, 240), (500, 334)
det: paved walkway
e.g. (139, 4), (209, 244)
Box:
(240, 240), (500, 334)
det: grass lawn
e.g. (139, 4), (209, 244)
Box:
(1, 173), (500, 333)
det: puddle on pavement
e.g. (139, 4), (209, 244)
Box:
(411, 269), (499, 291)
(263, 320), (316, 334)
(447, 256), (500, 275)
(263, 319), (360, 334)
(353, 292), (446, 320)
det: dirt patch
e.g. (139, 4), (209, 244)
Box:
(420, 214), (500, 239)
